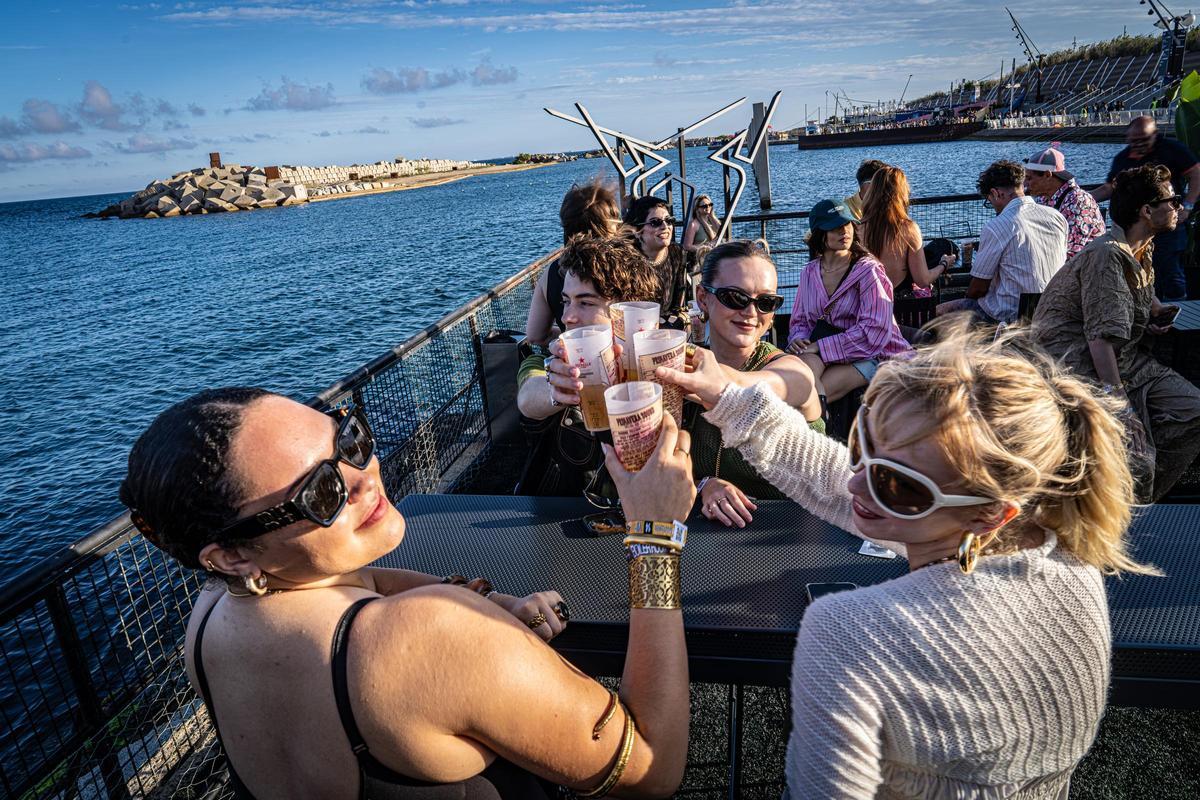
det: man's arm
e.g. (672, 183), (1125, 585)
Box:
(1091, 182), (1113, 202)
(1086, 338), (1124, 391)
(965, 276), (992, 300)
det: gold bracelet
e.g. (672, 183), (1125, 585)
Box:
(577, 705), (636, 798)
(628, 554), (681, 609)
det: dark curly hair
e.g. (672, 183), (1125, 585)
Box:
(623, 195), (670, 227)
(559, 178), (620, 244)
(977, 160), (1025, 198)
(559, 234), (661, 304)
(119, 387), (276, 570)
(1109, 164), (1173, 230)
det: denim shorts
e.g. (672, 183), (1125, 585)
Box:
(852, 359), (879, 382)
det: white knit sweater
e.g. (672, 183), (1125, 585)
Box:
(704, 384), (1111, 800)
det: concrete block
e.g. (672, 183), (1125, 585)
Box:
(204, 196), (235, 212)
(219, 186), (242, 203)
(162, 205), (182, 217)
(143, 211), (160, 219)
(179, 195), (202, 214)
(232, 194), (257, 208)
(155, 195), (179, 214)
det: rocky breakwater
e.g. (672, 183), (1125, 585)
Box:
(88, 165), (308, 219)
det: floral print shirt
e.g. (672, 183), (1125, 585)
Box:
(1037, 179), (1106, 260)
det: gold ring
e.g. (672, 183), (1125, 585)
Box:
(526, 613), (547, 629)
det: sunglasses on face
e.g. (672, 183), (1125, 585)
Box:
(848, 406), (992, 520)
(697, 202), (713, 209)
(701, 283), (785, 314)
(1147, 194), (1184, 209)
(218, 404), (376, 540)
(640, 216), (677, 229)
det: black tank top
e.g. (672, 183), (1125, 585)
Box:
(193, 597), (555, 799)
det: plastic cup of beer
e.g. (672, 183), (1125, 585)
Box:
(609, 301), (659, 382)
(633, 329), (687, 425)
(604, 381), (663, 472)
(558, 324), (619, 432)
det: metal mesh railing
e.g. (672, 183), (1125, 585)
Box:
(0, 194), (996, 799)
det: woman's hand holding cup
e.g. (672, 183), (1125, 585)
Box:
(655, 347), (730, 411)
(603, 413), (695, 523)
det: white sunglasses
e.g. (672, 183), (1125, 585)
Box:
(849, 405), (994, 520)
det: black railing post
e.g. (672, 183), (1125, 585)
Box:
(46, 586), (129, 799)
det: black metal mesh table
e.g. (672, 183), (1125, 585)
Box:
(1173, 299), (1200, 331)
(379, 495), (1200, 708)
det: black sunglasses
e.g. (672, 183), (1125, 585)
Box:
(218, 405), (376, 540)
(696, 202), (713, 209)
(701, 284), (785, 314)
(1148, 194), (1184, 209)
(640, 216), (677, 229)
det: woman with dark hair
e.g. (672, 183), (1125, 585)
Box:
(525, 178), (622, 345)
(120, 388), (693, 798)
(687, 240), (823, 527)
(624, 195), (690, 326)
(859, 165), (952, 297)
(786, 199), (911, 403)
(1034, 163), (1200, 501)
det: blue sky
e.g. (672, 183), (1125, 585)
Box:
(0, 0), (1171, 201)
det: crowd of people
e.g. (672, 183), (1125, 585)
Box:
(117, 114), (1200, 799)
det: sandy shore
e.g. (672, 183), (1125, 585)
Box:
(306, 162), (555, 203)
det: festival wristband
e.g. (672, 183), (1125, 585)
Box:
(626, 541), (674, 559)
(624, 520), (688, 550)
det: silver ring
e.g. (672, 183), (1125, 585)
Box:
(550, 396), (561, 407)
(720, 497), (731, 505)
(543, 356), (556, 371)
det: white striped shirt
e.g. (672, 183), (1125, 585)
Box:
(971, 195), (1067, 322)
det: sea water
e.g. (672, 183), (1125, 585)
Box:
(0, 140), (1123, 573)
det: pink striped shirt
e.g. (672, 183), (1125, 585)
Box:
(787, 255), (912, 363)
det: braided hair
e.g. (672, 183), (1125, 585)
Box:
(119, 387), (276, 570)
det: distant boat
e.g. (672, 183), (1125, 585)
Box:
(796, 121), (985, 151)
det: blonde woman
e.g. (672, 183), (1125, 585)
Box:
(682, 195), (721, 254)
(658, 318), (1152, 799)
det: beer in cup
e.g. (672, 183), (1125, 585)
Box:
(559, 324), (619, 432)
(604, 381), (663, 472)
(633, 328), (686, 425)
(609, 301), (659, 382)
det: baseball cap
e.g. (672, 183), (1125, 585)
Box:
(809, 199), (858, 231)
(1024, 146), (1073, 181)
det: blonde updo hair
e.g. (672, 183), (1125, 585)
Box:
(865, 317), (1154, 575)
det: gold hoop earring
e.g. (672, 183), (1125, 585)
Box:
(244, 574), (269, 597)
(205, 560), (218, 572)
(958, 531), (982, 574)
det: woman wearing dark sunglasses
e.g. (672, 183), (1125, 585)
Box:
(689, 240), (823, 528)
(681, 194), (720, 255)
(786, 199), (911, 405)
(119, 390), (693, 799)
(624, 195), (690, 326)
(657, 318), (1154, 800)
